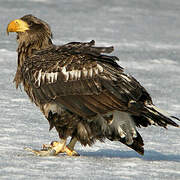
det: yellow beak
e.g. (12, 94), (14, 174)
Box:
(7, 19), (29, 35)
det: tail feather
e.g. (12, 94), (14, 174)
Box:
(171, 116), (180, 121)
(144, 105), (179, 128)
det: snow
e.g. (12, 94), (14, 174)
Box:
(0, 0), (180, 179)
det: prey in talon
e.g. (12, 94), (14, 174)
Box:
(25, 139), (80, 157)
(24, 147), (54, 156)
(24, 142), (62, 156)
(24, 142), (57, 156)
(7, 14), (179, 157)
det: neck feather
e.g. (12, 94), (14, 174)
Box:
(14, 33), (53, 88)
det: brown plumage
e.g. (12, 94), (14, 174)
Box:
(7, 14), (179, 156)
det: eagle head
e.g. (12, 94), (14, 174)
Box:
(7, 14), (53, 40)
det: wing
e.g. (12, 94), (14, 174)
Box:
(22, 40), (151, 118)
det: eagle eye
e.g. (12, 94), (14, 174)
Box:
(28, 21), (34, 26)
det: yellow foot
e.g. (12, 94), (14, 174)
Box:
(24, 140), (66, 156)
(64, 146), (80, 156)
(43, 141), (80, 156)
(24, 140), (80, 157)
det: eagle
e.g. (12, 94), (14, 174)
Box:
(7, 14), (179, 156)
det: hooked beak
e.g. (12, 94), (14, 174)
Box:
(7, 19), (29, 35)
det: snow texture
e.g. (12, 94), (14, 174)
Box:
(0, 0), (180, 179)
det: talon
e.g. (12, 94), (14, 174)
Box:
(24, 138), (80, 156)
(42, 141), (60, 150)
(65, 146), (80, 156)
(24, 140), (65, 156)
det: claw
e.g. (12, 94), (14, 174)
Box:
(64, 146), (80, 156)
(24, 138), (80, 156)
(42, 141), (59, 150)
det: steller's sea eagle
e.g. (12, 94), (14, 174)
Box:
(7, 14), (179, 156)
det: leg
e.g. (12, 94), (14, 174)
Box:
(64, 137), (80, 156)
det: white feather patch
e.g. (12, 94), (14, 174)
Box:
(42, 72), (59, 83)
(74, 70), (78, 80)
(121, 74), (131, 82)
(93, 67), (99, 75)
(97, 64), (104, 73)
(61, 66), (69, 81)
(51, 72), (55, 83)
(117, 126), (126, 138)
(69, 70), (75, 80)
(82, 68), (88, 77)
(54, 72), (58, 81)
(36, 70), (60, 86)
(131, 128), (137, 138)
(88, 68), (93, 77)
(45, 73), (51, 83)
(77, 70), (81, 79)
(37, 69), (42, 86)
(41, 72), (46, 83)
(68, 70), (80, 80)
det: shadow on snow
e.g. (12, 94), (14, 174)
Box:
(78, 149), (180, 162)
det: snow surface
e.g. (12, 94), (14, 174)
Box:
(0, 0), (180, 179)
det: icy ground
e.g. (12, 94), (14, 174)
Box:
(0, 0), (180, 179)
